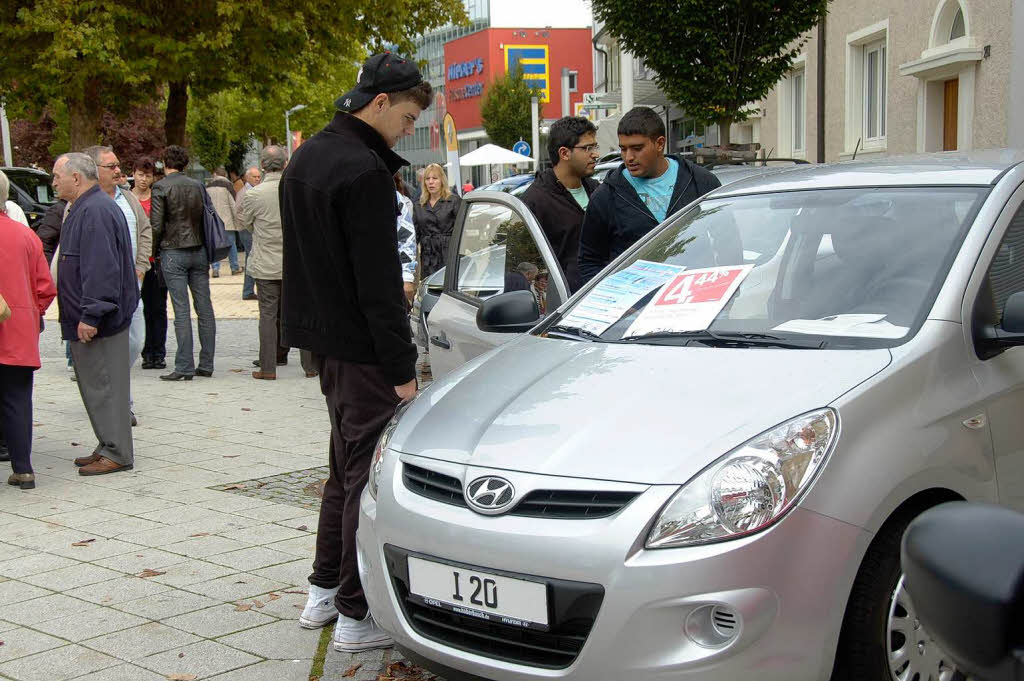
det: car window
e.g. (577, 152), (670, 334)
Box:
(976, 201), (1024, 329)
(454, 202), (549, 312)
(550, 187), (986, 348)
(7, 171), (55, 205)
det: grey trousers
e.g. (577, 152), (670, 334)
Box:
(69, 328), (134, 466)
(255, 279), (315, 374)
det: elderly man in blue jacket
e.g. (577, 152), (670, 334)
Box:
(52, 152), (139, 476)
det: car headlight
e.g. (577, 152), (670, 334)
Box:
(646, 408), (838, 549)
(368, 397), (418, 500)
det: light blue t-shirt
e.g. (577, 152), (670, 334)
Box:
(624, 158), (678, 222)
(567, 185), (589, 210)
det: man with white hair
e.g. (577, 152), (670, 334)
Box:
(52, 152), (138, 476)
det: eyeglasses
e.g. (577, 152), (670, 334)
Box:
(98, 163), (121, 169)
(572, 144), (600, 153)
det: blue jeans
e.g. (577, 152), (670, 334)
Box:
(211, 233), (240, 272)
(161, 247), (216, 375)
(237, 229), (255, 298)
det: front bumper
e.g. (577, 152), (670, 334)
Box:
(358, 453), (870, 681)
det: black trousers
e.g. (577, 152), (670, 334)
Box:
(141, 266), (168, 362)
(0, 364), (35, 474)
(309, 357), (400, 619)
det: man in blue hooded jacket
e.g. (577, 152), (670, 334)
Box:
(52, 152), (138, 476)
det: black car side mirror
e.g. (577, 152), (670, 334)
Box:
(901, 502), (1024, 681)
(979, 291), (1024, 352)
(476, 291), (540, 333)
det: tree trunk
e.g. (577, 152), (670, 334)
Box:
(164, 80), (189, 147)
(717, 118), (733, 149)
(67, 80), (105, 151)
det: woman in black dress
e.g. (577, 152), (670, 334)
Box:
(413, 163), (462, 278)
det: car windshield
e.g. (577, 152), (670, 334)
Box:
(8, 171), (55, 205)
(545, 187), (987, 348)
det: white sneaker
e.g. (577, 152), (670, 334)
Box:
(298, 584), (340, 629)
(332, 612), (394, 652)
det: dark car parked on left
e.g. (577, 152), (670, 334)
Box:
(2, 166), (56, 227)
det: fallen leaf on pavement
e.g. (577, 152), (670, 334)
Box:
(267, 593), (280, 601)
(166, 674), (197, 681)
(138, 569), (166, 578)
(252, 599), (264, 608)
(71, 442), (81, 447)
(189, 533), (209, 537)
(241, 407), (252, 411)
(71, 539), (96, 547)
(229, 368), (243, 373)
(222, 484), (246, 490)
(177, 652), (185, 658)
(234, 603), (252, 612)
(342, 663), (362, 677)
(206, 393), (218, 396)
(296, 525), (308, 531)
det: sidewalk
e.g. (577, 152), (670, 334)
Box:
(9, 271), (441, 681)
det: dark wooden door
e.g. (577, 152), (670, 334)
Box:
(943, 79), (959, 151)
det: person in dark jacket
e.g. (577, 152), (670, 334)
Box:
(412, 162), (461, 278)
(578, 106), (723, 286)
(521, 116), (600, 291)
(280, 52), (430, 652)
(51, 153), (138, 476)
(151, 145), (216, 381)
(33, 198), (67, 265)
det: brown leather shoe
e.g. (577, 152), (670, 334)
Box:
(79, 457), (133, 476)
(74, 452), (102, 467)
(8, 473), (35, 489)
(252, 371), (276, 380)
(305, 371), (319, 378)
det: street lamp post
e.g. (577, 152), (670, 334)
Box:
(285, 104), (307, 158)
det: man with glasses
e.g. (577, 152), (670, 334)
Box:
(521, 116), (601, 292)
(83, 146), (151, 427)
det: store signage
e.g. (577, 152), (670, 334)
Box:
(448, 58), (484, 81)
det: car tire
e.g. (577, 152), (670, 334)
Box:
(831, 510), (965, 681)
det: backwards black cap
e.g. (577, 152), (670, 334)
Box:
(335, 52), (424, 112)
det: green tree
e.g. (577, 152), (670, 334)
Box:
(189, 116), (229, 171)
(591, 0), (830, 147)
(481, 68), (534, 150)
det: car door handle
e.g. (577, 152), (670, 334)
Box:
(429, 333), (451, 350)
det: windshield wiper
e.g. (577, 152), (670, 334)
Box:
(543, 325), (604, 342)
(620, 329), (826, 349)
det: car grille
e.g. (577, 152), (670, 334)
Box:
(384, 546), (604, 669)
(402, 464), (639, 519)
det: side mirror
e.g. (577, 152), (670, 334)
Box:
(901, 502), (1024, 681)
(476, 290), (539, 333)
(979, 291), (1024, 351)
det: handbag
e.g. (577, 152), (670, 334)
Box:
(0, 292), (10, 323)
(200, 184), (231, 264)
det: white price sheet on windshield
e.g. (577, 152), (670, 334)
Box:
(559, 260), (686, 335)
(623, 265), (753, 337)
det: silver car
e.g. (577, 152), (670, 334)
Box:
(361, 151), (1024, 681)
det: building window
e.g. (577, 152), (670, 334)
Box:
(568, 70), (578, 93)
(844, 21), (888, 155)
(950, 7), (966, 40)
(792, 70), (806, 153)
(863, 40), (887, 141)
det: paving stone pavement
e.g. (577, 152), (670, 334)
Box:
(5, 276), (443, 681)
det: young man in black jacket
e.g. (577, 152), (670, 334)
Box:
(280, 52), (430, 652)
(521, 116), (600, 292)
(578, 106), (723, 286)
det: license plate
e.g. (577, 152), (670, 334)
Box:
(407, 556), (549, 631)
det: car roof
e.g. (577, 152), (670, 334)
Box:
(712, 150), (1024, 197)
(1, 166), (50, 176)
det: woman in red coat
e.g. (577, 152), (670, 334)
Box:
(0, 171), (57, 489)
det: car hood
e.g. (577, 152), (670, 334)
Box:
(393, 335), (891, 484)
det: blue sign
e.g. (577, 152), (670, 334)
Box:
(512, 140), (531, 157)
(448, 58), (485, 81)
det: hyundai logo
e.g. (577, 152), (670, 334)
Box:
(465, 476), (516, 514)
